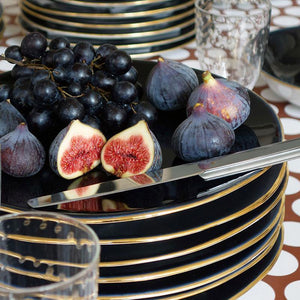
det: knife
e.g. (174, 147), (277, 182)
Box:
(27, 138), (300, 208)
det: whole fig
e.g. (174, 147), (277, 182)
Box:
(146, 57), (199, 111)
(0, 100), (26, 138)
(186, 71), (250, 129)
(0, 123), (46, 177)
(171, 103), (235, 162)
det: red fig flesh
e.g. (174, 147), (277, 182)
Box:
(187, 71), (250, 129)
(101, 120), (162, 178)
(0, 123), (46, 177)
(49, 119), (106, 180)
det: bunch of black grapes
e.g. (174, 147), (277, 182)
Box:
(0, 32), (158, 146)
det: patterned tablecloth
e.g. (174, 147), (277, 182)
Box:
(0, 0), (299, 299)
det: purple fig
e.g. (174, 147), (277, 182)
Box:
(101, 120), (162, 178)
(0, 123), (46, 177)
(0, 100), (26, 137)
(146, 57), (199, 111)
(171, 103), (235, 162)
(187, 71), (250, 129)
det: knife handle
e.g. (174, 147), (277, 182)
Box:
(201, 138), (300, 180)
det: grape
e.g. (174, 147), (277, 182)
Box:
(131, 101), (158, 125)
(117, 66), (138, 83)
(69, 62), (92, 85)
(11, 65), (34, 79)
(102, 101), (128, 134)
(73, 42), (95, 65)
(52, 66), (70, 84)
(20, 32), (47, 59)
(52, 47), (74, 67)
(67, 82), (83, 96)
(0, 84), (12, 102)
(105, 50), (132, 76)
(79, 89), (106, 115)
(31, 69), (50, 86)
(95, 43), (117, 59)
(81, 114), (102, 130)
(5, 45), (23, 61)
(27, 108), (57, 137)
(57, 98), (85, 126)
(49, 37), (70, 50)
(41, 50), (55, 67)
(111, 81), (138, 104)
(92, 70), (116, 91)
(32, 79), (61, 107)
(11, 84), (34, 115)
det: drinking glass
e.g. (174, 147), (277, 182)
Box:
(195, 0), (271, 89)
(0, 211), (100, 299)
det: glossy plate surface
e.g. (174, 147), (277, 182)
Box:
(262, 26), (300, 105)
(0, 61), (283, 217)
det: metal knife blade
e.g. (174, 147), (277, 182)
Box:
(27, 138), (300, 208)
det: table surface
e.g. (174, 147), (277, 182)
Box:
(0, 0), (300, 299)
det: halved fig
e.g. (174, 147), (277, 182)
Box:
(49, 119), (106, 180)
(101, 120), (162, 178)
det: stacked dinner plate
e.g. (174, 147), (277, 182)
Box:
(0, 3), (4, 39)
(0, 61), (287, 299)
(19, 0), (195, 57)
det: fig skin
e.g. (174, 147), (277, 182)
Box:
(186, 71), (250, 129)
(49, 119), (107, 180)
(0, 123), (46, 177)
(101, 120), (162, 178)
(171, 103), (235, 162)
(146, 57), (199, 111)
(0, 100), (26, 138)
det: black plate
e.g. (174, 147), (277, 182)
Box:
(0, 60), (283, 217)
(151, 227), (283, 300)
(263, 25), (300, 87)
(97, 217), (282, 297)
(21, 3), (194, 34)
(23, 0), (194, 17)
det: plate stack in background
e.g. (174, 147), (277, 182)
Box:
(19, 0), (195, 57)
(0, 3), (4, 38)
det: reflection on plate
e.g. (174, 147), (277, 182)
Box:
(262, 26), (300, 105)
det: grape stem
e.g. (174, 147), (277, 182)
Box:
(0, 54), (48, 70)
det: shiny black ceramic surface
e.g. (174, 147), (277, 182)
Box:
(0, 60), (283, 216)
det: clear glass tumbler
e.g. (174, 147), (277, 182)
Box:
(195, 0), (271, 89)
(0, 211), (100, 299)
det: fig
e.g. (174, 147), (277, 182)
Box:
(0, 100), (27, 138)
(146, 57), (199, 111)
(49, 119), (107, 180)
(171, 103), (235, 162)
(101, 120), (162, 178)
(0, 123), (46, 177)
(186, 71), (250, 129)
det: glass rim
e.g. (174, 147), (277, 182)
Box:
(195, 0), (272, 18)
(0, 211), (100, 295)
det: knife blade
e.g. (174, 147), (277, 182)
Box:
(27, 138), (300, 208)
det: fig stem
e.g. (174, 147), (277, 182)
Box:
(158, 57), (165, 63)
(202, 71), (215, 84)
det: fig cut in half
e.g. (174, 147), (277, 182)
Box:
(101, 120), (162, 178)
(49, 119), (107, 180)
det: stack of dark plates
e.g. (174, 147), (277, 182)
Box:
(0, 61), (287, 299)
(0, 3), (4, 38)
(19, 0), (195, 57)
